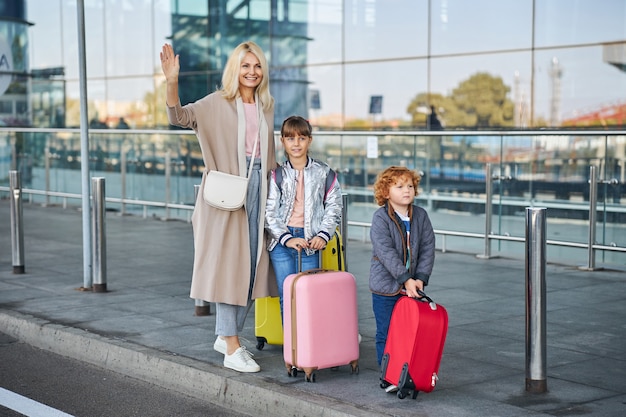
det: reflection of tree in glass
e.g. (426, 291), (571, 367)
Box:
(407, 72), (515, 129)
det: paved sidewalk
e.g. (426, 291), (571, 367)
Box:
(0, 199), (625, 417)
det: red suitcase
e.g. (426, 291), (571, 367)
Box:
(283, 268), (360, 382)
(380, 291), (448, 399)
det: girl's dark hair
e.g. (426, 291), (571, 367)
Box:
(281, 115), (312, 138)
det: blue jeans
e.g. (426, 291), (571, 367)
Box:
(372, 292), (402, 367)
(269, 226), (320, 318)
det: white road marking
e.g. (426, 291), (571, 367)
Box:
(0, 387), (74, 417)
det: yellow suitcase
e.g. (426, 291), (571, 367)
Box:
(255, 296), (283, 350)
(321, 230), (345, 271)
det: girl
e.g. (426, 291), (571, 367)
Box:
(265, 116), (343, 317)
(369, 166), (436, 375)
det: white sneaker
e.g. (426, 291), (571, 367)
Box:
(213, 336), (226, 354)
(385, 384), (398, 393)
(224, 347), (260, 373)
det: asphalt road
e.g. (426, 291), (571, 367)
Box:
(0, 333), (251, 417)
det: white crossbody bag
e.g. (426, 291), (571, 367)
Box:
(202, 133), (258, 211)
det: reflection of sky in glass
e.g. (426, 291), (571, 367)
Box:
(345, 60), (428, 120)
(534, 46), (626, 121)
(25, 0), (626, 125)
(345, 0), (429, 61)
(308, 65), (342, 115)
(431, 0), (533, 54)
(535, 0), (626, 46)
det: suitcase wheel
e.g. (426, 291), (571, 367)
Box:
(350, 360), (359, 375)
(285, 364), (298, 378)
(397, 389), (418, 400)
(255, 337), (266, 350)
(303, 367), (317, 382)
(380, 379), (391, 389)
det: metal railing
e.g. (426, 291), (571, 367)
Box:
(1, 127), (625, 269)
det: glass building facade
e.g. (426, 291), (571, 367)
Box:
(3, 0), (623, 130)
(0, 0), (624, 269)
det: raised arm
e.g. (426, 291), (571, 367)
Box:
(160, 43), (180, 107)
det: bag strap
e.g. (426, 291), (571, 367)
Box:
(246, 133), (259, 179)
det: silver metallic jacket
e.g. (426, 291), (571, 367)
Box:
(265, 157), (343, 256)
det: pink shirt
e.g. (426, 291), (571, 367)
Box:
(288, 170), (305, 227)
(244, 103), (260, 157)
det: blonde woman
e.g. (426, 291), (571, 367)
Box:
(160, 41), (277, 373)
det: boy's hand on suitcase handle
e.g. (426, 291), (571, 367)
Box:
(404, 278), (424, 298)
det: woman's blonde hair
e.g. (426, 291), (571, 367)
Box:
(373, 166), (421, 206)
(220, 41), (274, 111)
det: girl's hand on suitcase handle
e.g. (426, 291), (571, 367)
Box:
(308, 236), (326, 250)
(286, 238), (309, 250)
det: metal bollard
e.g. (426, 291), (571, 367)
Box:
(92, 177), (107, 292)
(9, 171), (25, 274)
(477, 163), (493, 259)
(120, 143), (127, 216)
(585, 166), (598, 270)
(165, 150), (171, 219)
(193, 184), (211, 316)
(525, 207), (547, 393)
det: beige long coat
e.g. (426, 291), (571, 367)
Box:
(166, 92), (277, 306)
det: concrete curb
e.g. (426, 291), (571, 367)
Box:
(0, 310), (378, 417)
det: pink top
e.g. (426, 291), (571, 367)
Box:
(288, 170), (305, 227)
(244, 103), (260, 157)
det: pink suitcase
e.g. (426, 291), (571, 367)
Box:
(283, 268), (360, 382)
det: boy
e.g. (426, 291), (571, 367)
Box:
(369, 166), (436, 383)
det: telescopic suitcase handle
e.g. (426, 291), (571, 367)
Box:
(416, 289), (439, 311)
(416, 289), (433, 303)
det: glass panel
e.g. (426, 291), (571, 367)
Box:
(308, 64), (342, 125)
(535, 0), (626, 47)
(84, 1), (106, 78)
(104, 0), (154, 76)
(173, 0), (208, 16)
(598, 135), (625, 266)
(105, 76), (155, 128)
(305, 0), (342, 64)
(31, 79), (66, 128)
(534, 47), (626, 128)
(345, 0), (428, 61)
(0, 18), (28, 72)
(0, 75), (29, 126)
(431, 0), (532, 55)
(344, 59), (428, 127)
(429, 51), (531, 128)
(28, 1), (66, 73)
(153, 0), (173, 67)
(225, 0), (270, 20)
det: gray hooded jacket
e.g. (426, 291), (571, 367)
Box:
(369, 203), (436, 295)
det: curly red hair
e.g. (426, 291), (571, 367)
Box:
(373, 166), (421, 206)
